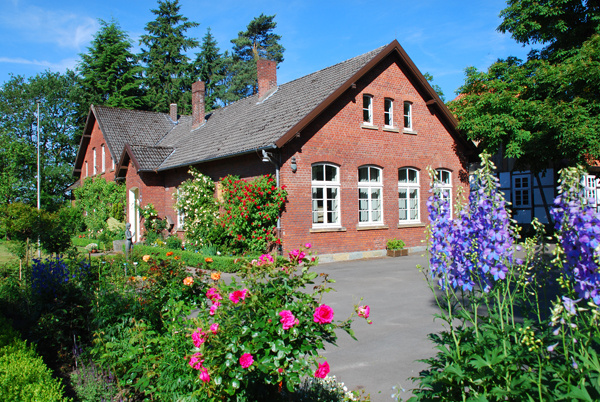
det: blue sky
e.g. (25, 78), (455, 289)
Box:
(0, 0), (533, 99)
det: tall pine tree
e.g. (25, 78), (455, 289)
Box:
(226, 14), (285, 102)
(195, 28), (227, 111)
(77, 19), (144, 120)
(139, 0), (199, 114)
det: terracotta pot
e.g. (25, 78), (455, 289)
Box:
(387, 249), (408, 257)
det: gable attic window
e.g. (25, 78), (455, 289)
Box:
(101, 144), (106, 173)
(384, 98), (393, 127)
(403, 101), (413, 131)
(93, 148), (97, 175)
(111, 156), (115, 170)
(85, 161), (88, 177)
(363, 95), (373, 125)
(312, 163), (340, 227)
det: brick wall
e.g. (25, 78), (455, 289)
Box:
(278, 53), (469, 255)
(79, 120), (117, 183)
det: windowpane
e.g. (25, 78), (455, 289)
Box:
(359, 167), (369, 182)
(325, 165), (337, 182)
(399, 169), (420, 223)
(312, 164), (341, 226)
(384, 98), (393, 126)
(398, 169), (407, 183)
(408, 169), (417, 183)
(370, 167), (380, 182)
(312, 165), (324, 181)
(404, 102), (412, 129)
(363, 95), (372, 124)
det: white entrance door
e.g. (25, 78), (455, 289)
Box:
(128, 187), (140, 242)
(584, 175), (599, 212)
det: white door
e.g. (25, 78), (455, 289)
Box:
(128, 187), (140, 242)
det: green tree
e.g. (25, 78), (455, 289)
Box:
(449, 1), (600, 172)
(226, 14), (285, 101)
(139, 0), (199, 114)
(194, 28), (227, 111)
(0, 71), (81, 210)
(76, 18), (145, 120)
(74, 177), (125, 234)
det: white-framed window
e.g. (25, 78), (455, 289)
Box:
(384, 98), (393, 127)
(363, 95), (373, 125)
(101, 144), (106, 173)
(176, 188), (185, 229)
(513, 175), (531, 208)
(435, 169), (452, 216)
(85, 161), (88, 177)
(358, 166), (383, 225)
(312, 163), (340, 227)
(398, 168), (420, 223)
(92, 148), (97, 175)
(403, 101), (412, 130)
(111, 156), (115, 170)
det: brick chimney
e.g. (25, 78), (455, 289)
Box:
(169, 103), (177, 122)
(257, 59), (277, 99)
(192, 81), (205, 129)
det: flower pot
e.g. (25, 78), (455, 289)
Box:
(387, 249), (408, 257)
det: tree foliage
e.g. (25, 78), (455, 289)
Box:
(450, 0), (600, 171)
(195, 28), (228, 111)
(226, 14), (285, 102)
(74, 177), (125, 234)
(139, 0), (199, 114)
(0, 71), (81, 210)
(76, 18), (145, 120)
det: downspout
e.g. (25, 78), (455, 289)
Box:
(261, 148), (283, 255)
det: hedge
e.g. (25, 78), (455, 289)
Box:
(0, 315), (70, 402)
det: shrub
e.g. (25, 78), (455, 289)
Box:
(74, 177), (125, 234)
(386, 238), (405, 250)
(166, 235), (182, 250)
(0, 315), (70, 402)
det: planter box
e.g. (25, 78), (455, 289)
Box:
(387, 249), (408, 257)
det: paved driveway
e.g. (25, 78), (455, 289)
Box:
(318, 253), (442, 401)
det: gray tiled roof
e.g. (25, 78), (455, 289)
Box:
(96, 44), (387, 171)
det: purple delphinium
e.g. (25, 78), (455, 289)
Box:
(427, 157), (516, 292)
(551, 169), (600, 304)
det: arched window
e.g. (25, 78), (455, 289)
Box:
(312, 163), (340, 227)
(398, 168), (420, 223)
(358, 166), (383, 225)
(435, 169), (452, 216)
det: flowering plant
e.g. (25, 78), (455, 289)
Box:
(186, 245), (369, 399)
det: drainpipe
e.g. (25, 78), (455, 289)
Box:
(261, 149), (282, 255)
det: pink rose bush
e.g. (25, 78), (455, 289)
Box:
(185, 243), (369, 397)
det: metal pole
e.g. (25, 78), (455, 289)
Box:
(37, 100), (41, 258)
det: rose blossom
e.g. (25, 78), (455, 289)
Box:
(192, 328), (207, 348)
(209, 323), (219, 334)
(289, 249), (306, 261)
(229, 289), (248, 304)
(279, 310), (298, 330)
(305, 243), (312, 249)
(211, 272), (221, 281)
(314, 361), (330, 378)
(313, 304), (334, 324)
(199, 367), (210, 383)
(206, 287), (222, 302)
(183, 276), (194, 286)
(239, 353), (254, 368)
(357, 305), (370, 319)
(209, 302), (220, 316)
(189, 352), (204, 370)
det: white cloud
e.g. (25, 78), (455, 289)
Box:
(0, 56), (78, 72)
(1, 4), (98, 50)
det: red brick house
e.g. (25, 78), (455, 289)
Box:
(73, 40), (475, 261)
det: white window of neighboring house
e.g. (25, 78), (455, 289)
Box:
(398, 167), (420, 223)
(358, 166), (383, 225)
(403, 101), (413, 130)
(363, 95), (373, 125)
(92, 148), (97, 175)
(312, 163), (340, 227)
(513, 175), (531, 208)
(177, 189), (185, 230)
(101, 144), (106, 173)
(85, 161), (88, 177)
(435, 169), (452, 216)
(384, 98), (393, 127)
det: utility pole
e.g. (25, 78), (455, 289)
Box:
(37, 100), (41, 258)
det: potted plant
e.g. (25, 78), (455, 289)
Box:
(386, 238), (407, 257)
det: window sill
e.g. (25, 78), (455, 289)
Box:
(383, 126), (399, 133)
(403, 129), (418, 135)
(310, 227), (347, 233)
(360, 123), (379, 130)
(356, 224), (389, 231)
(397, 222), (426, 228)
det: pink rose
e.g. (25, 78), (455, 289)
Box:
(278, 367), (284, 374)
(289, 249), (306, 261)
(209, 323), (219, 334)
(192, 328), (207, 348)
(314, 361), (330, 378)
(199, 367), (210, 383)
(313, 304), (334, 324)
(239, 353), (254, 368)
(305, 243), (312, 249)
(209, 304), (219, 316)
(206, 287), (222, 301)
(279, 310), (298, 330)
(357, 305), (370, 319)
(260, 254), (274, 264)
(229, 289), (248, 304)
(189, 352), (203, 370)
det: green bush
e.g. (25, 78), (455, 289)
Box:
(0, 315), (70, 402)
(166, 235), (182, 250)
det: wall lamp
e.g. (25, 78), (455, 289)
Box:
(291, 156), (297, 173)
